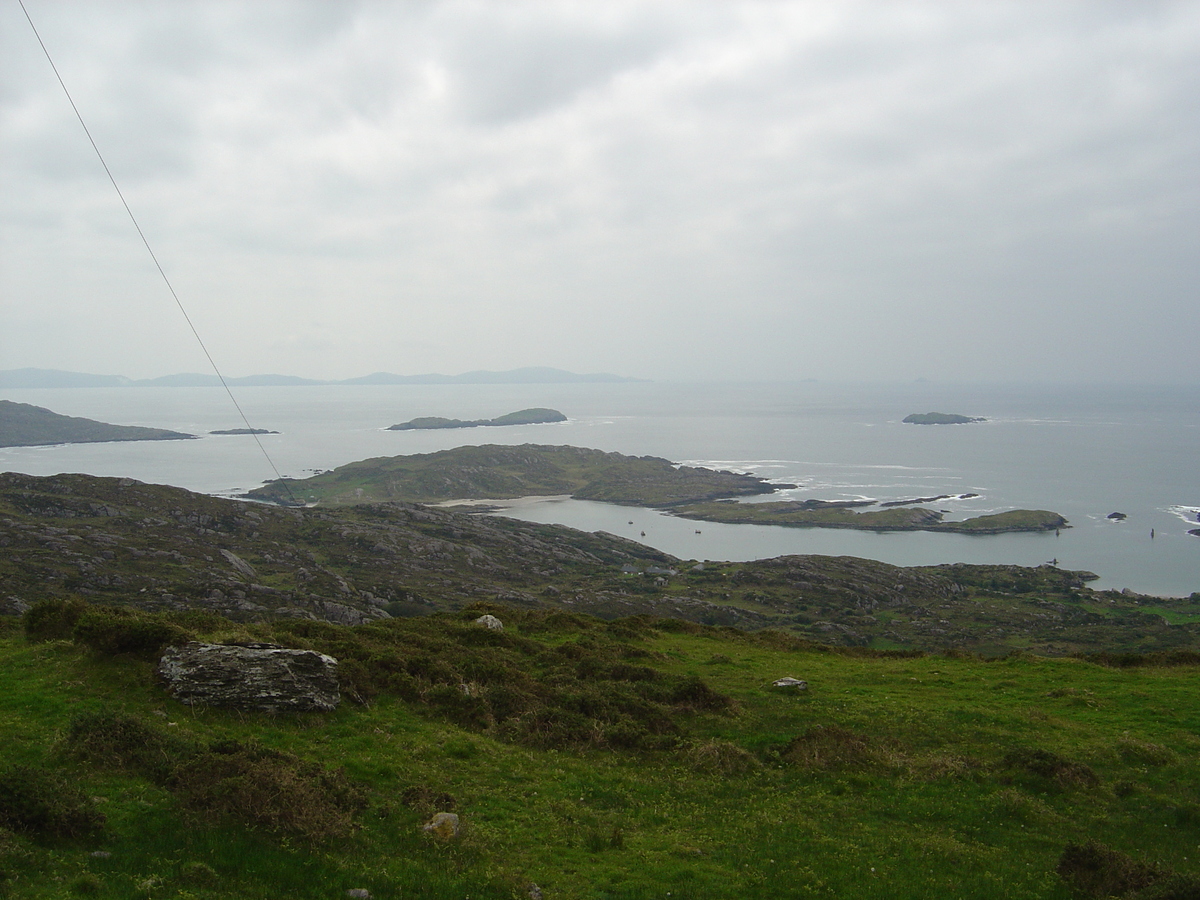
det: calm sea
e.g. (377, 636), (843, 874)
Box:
(2, 382), (1196, 597)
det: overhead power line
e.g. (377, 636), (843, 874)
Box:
(18, 0), (297, 502)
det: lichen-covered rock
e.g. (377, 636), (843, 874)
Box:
(474, 614), (503, 630)
(158, 642), (339, 712)
(423, 811), (460, 839)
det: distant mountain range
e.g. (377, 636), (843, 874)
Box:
(0, 367), (645, 389)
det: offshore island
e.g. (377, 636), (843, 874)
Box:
(248, 443), (1066, 534)
(388, 408), (567, 431)
(903, 411), (986, 425)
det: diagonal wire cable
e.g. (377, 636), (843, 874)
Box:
(19, 0), (297, 502)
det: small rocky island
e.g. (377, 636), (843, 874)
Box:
(903, 412), (986, 425)
(670, 500), (1068, 534)
(388, 408), (567, 431)
(0, 400), (194, 448)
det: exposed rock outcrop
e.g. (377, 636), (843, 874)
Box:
(158, 642), (340, 712)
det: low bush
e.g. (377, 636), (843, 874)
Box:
(254, 612), (733, 753)
(22, 598), (88, 642)
(1117, 737), (1176, 767)
(63, 710), (195, 783)
(781, 725), (876, 771)
(1132, 872), (1200, 899)
(71, 607), (192, 657)
(1001, 747), (1100, 791)
(1057, 841), (1161, 897)
(686, 740), (761, 775)
(400, 786), (456, 817)
(670, 674), (734, 712)
(172, 740), (367, 844)
(0, 765), (105, 840)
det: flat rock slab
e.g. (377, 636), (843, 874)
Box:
(158, 642), (340, 712)
(771, 677), (809, 690)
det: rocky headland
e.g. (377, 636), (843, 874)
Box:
(0, 400), (194, 448)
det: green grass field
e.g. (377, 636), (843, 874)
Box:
(2, 605), (1198, 899)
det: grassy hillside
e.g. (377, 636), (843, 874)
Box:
(3, 472), (1197, 656)
(0, 401), (193, 448)
(2, 604), (1199, 899)
(3, 473), (1199, 898)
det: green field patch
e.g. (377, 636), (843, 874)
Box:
(3, 596), (1200, 897)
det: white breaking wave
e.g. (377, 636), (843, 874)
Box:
(1167, 505), (1200, 525)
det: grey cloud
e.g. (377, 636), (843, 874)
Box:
(2, 1), (1198, 382)
(427, 3), (675, 125)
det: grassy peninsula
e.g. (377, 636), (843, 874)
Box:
(388, 408), (567, 430)
(247, 443), (1064, 534)
(0, 400), (194, 448)
(247, 444), (785, 507)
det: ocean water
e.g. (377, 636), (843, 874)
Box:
(1, 381), (1196, 597)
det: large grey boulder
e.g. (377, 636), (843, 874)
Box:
(158, 642), (340, 712)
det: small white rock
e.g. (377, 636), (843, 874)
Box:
(771, 677), (808, 690)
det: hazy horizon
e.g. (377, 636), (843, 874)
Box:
(3, 2), (1197, 384)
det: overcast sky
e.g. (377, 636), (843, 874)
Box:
(2, 1), (1197, 383)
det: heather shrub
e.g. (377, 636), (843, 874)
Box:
(64, 710), (194, 783)
(172, 740), (367, 844)
(1002, 747), (1100, 791)
(782, 725), (876, 770)
(0, 766), (105, 840)
(72, 607), (191, 657)
(22, 598), (88, 643)
(1057, 841), (1161, 898)
(686, 739), (761, 775)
